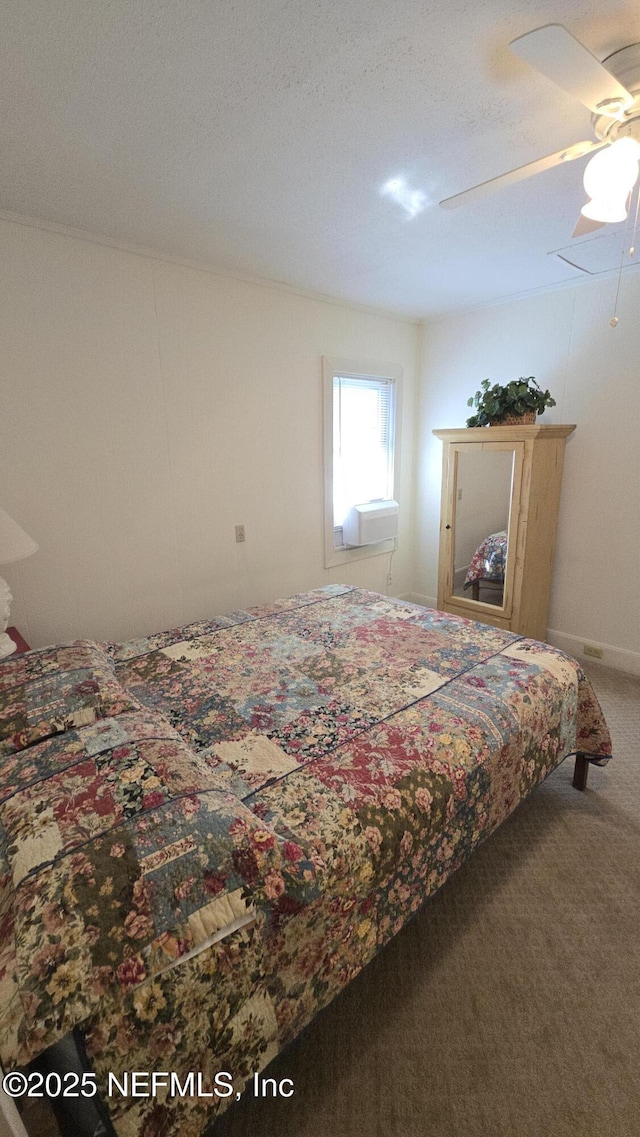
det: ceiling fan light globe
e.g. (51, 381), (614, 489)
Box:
(580, 196), (629, 223)
(583, 138), (640, 200)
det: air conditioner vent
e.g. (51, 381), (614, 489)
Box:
(343, 500), (399, 547)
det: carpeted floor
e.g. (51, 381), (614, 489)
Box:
(211, 662), (640, 1137)
(20, 663), (640, 1137)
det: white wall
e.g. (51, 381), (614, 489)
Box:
(415, 272), (640, 675)
(0, 217), (419, 648)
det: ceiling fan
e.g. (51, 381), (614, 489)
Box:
(440, 24), (640, 237)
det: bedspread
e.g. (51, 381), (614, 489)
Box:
(0, 586), (611, 1137)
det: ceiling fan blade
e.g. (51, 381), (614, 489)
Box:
(510, 24), (634, 115)
(439, 140), (605, 210)
(571, 213), (606, 238)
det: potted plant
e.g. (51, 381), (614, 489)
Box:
(466, 376), (556, 427)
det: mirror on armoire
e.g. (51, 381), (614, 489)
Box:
(450, 447), (515, 610)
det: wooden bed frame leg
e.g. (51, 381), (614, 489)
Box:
(572, 754), (589, 791)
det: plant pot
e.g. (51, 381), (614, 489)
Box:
(490, 410), (536, 426)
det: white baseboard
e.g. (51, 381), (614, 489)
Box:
(546, 629), (640, 678)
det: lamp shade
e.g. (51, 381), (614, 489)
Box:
(0, 506), (38, 566)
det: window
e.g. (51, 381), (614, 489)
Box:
(323, 357), (401, 569)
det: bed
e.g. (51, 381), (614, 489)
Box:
(464, 529), (508, 601)
(0, 585), (611, 1137)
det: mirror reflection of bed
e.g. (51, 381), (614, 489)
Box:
(452, 449), (514, 608)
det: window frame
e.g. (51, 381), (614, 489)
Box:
(322, 355), (402, 570)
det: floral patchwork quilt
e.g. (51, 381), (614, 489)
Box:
(464, 530), (508, 587)
(0, 586), (611, 1137)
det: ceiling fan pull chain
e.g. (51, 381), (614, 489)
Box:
(610, 184), (638, 325)
(629, 181), (640, 257)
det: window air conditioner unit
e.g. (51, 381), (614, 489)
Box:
(343, 500), (399, 547)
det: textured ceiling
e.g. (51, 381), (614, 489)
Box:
(2, 0), (640, 316)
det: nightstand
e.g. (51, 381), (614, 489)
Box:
(6, 627), (30, 654)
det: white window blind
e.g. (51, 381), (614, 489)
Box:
(332, 374), (395, 530)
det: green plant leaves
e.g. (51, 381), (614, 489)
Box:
(464, 376), (556, 427)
